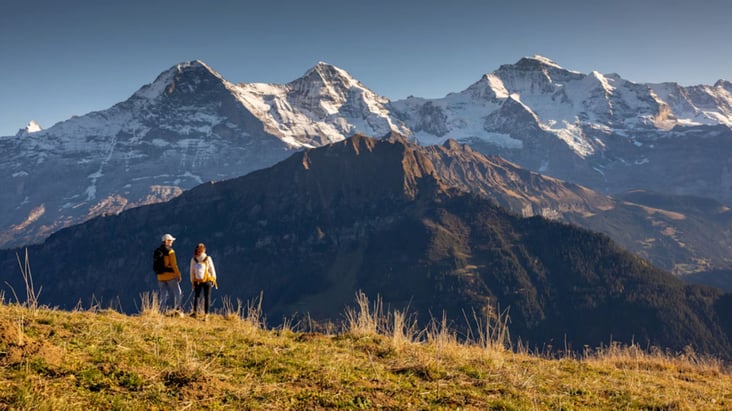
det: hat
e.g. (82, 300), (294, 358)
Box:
(161, 233), (176, 242)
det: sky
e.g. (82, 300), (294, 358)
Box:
(1, 0), (731, 137)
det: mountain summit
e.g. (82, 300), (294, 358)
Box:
(286, 61), (365, 115)
(233, 61), (410, 147)
(133, 60), (227, 100)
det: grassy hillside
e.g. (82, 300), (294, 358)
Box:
(1, 293), (730, 410)
(8, 135), (732, 358)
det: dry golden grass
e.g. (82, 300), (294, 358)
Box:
(1, 292), (730, 410)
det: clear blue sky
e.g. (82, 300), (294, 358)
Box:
(1, 0), (731, 137)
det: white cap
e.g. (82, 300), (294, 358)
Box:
(161, 233), (176, 242)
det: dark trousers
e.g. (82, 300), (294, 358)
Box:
(193, 282), (213, 314)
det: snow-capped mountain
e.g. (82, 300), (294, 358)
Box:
(390, 55), (732, 201)
(0, 60), (407, 248)
(2, 55), (732, 251)
(394, 55), (732, 154)
(231, 61), (410, 147)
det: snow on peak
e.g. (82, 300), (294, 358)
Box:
(133, 71), (176, 100)
(284, 61), (380, 117)
(293, 61), (359, 90)
(175, 60), (226, 83)
(15, 120), (43, 137)
(506, 55), (583, 79)
(25, 120), (42, 133)
(228, 61), (407, 148)
(133, 59), (225, 100)
(485, 73), (509, 97)
(186, 59), (216, 72)
(588, 71), (616, 93)
(527, 55), (563, 69)
(464, 73), (509, 100)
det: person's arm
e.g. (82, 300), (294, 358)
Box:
(170, 250), (181, 281)
(208, 257), (218, 288)
(189, 258), (196, 287)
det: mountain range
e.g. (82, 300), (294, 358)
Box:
(3, 56), (732, 288)
(2, 135), (731, 359)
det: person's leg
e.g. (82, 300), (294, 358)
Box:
(203, 282), (212, 314)
(157, 281), (169, 311)
(173, 281), (182, 311)
(194, 283), (202, 315)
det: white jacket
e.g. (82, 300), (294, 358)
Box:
(189, 252), (217, 285)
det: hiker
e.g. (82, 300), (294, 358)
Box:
(153, 233), (183, 314)
(190, 242), (218, 320)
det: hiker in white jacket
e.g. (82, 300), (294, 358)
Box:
(189, 243), (218, 319)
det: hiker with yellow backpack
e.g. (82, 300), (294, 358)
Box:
(153, 233), (183, 315)
(189, 243), (218, 320)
